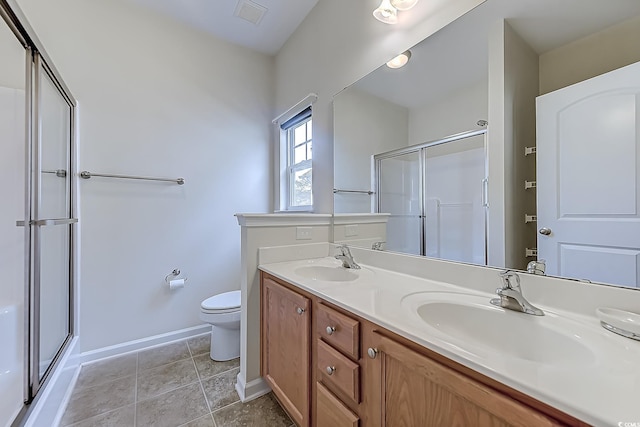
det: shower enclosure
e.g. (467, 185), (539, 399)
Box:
(375, 129), (487, 265)
(1, 2), (77, 425)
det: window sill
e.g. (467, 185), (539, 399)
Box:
(274, 209), (314, 214)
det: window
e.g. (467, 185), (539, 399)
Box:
(280, 107), (312, 210)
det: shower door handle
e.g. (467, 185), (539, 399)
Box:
(481, 178), (489, 207)
(33, 218), (78, 226)
(16, 218), (78, 227)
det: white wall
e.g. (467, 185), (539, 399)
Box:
(408, 79), (488, 145)
(275, 0), (486, 214)
(236, 215), (331, 402)
(17, 0), (274, 352)
(487, 20), (539, 270)
(540, 14), (640, 95)
(333, 87), (408, 213)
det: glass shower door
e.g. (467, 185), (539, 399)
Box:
(377, 151), (422, 255)
(424, 134), (487, 265)
(30, 56), (75, 393)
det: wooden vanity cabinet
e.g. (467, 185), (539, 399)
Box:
(261, 276), (311, 427)
(362, 330), (567, 427)
(260, 273), (585, 427)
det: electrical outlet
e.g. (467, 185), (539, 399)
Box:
(296, 227), (312, 240)
(345, 224), (358, 237)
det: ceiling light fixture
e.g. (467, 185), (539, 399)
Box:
(373, 0), (398, 25)
(386, 50), (411, 69)
(390, 0), (419, 10)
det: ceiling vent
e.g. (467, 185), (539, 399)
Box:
(234, 0), (268, 25)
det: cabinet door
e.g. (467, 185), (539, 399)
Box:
(366, 332), (563, 427)
(317, 382), (359, 427)
(262, 277), (311, 427)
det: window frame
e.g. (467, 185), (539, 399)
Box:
(275, 104), (313, 212)
(285, 116), (313, 210)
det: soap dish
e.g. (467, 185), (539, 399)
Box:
(596, 307), (640, 341)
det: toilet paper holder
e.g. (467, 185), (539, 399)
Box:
(165, 269), (188, 284)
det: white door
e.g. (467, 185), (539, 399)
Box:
(537, 61), (640, 288)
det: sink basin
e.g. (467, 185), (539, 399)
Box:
(294, 265), (358, 282)
(406, 293), (596, 366)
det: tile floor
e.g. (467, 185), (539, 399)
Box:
(60, 334), (294, 427)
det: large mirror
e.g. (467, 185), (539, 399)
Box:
(333, 0), (640, 289)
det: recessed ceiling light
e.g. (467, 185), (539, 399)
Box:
(386, 50), (411, 69)
(234, 0), (267, 26)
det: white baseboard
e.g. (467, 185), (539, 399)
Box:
(69, 324), (211, 367)
(235, 372), (271, 403)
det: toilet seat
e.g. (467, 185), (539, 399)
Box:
(201, 290), (240, 314)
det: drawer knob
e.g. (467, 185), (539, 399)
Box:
(326, 366), (336, 375)
(367, 348), (379, 359)
(296, 307), (305, 315)
(326, 326), (336, 335)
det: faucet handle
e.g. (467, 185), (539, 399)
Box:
(498, 269), (521, 291)
(338, 244), (351, 256)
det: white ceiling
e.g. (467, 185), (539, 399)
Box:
(129, 0), (319, 55)
(127, 0), (640, 100)
(352, 0), (640, 109)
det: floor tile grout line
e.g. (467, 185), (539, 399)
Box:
(210, 398), (244, 416)
(191, 346), (215, 419)
(188, 337), (222, 427)
(135, 378), (202, 406)
(197, 364), (241, 382)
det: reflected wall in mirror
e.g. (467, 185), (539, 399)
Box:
(333, 0), (640, 289)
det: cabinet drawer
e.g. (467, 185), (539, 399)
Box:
(316, 303), (360, 360)
(316, 382), (359, 427)
(317, 340), (360, 403)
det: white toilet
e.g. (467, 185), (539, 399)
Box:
(199, 290), (241, 361)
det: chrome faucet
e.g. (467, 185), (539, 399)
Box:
(526, 259), (546, 276)
(335, 244), (361, 269)
(490, 270), (544, 316)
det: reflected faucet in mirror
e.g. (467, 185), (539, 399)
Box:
(526, 260), (546, 276)
(371, 241), (385, 251)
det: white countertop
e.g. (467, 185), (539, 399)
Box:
(259, 256), (640, 427)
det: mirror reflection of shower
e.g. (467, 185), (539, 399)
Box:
(375, 130), (487, 265)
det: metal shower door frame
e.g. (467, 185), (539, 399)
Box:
(1, 0), (78, 406)
(375, 128), (488, 262)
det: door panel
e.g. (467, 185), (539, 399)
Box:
(377, 151), (422, 255)
(558, 94), (637, 216)
(262, 278), (310, 427)
(30, 58), (74, 390)
(38, 65), (71, 220)
(559, 244), (640, 286)
(38, 224), (70, 377)
(537, 61), (640, 288)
